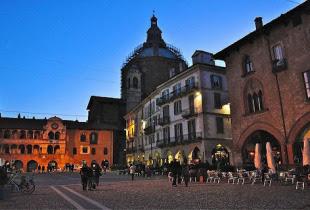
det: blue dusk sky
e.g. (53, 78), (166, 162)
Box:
(0, 0), (303, 121)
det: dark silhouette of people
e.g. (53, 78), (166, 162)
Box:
(80, 161), (92, 191)
(91, 161), (102, 189)
(182, 161), (190, 187)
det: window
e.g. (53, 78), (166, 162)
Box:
(3, 130), (10, 139)
(48, 131), (54, 140)
(163, 127), (170, 143)
(162, 89), (169, 100)
(214, 93), (222, 109)
(163, 105), (169, 118)
(133, 77), (138, 89)
(169, 68), (175, 78)
(47, 145), (53, 154)
(91, 148), (96, 155)
(103, 147), (108, 155)
(174, 100), (182, 115)
(149, 134), (155, 144)
(185, 77), (195, 89)
(173, 83), (181, 96)
(211, 75), (222, 89)
(82, 147), (88, 154)
(243, 56), (254, 74)
(90, 132), (98, 144)
(73, 147), (77, 155)
(216, 117), (224, 134)
(273, 44), (284, 60)
(80, 134), (86, 142)
(247, 91), (264, 113)
(174, 123), (183, 142)
(303, 70), (310, 99)
(55, 132), (60, 140)
(20, 130), (26, 139)
(188, 119), (196, 138)
(127, 78), (131, 88)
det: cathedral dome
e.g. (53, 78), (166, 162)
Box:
(122, 15), (186, 68)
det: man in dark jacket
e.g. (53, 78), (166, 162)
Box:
(91, 161), (102, 189)
(80, 162), (91, 191)
(170, 159), (178, 187)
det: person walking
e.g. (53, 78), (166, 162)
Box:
(80, 161), (90, 191)
(182, 160), (190, 187)
(91, 161), (102, 188)
(38, 165), (41, 173)
(170, 159), (178, 187)
(130, 164), (136, 181)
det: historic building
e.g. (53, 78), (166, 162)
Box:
(125, 51), (232, 166)
(121, 15), (188, 112)
(0, 110), (116, 172)
(214, 1), (310, 166)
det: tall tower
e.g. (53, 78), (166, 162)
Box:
(121, 15), (187, 112)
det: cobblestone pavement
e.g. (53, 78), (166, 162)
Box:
(1, 172), (310, 209)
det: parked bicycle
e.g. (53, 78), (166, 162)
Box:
(7, 171), (35, 194)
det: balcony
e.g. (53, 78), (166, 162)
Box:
(181, 82), (199, 95)
(126, 147), (137, 154)
(156, 132), (202, 148)
(156, 83), (200, 106)
(272, 58), (287, 73)
(182, 107), (200, 119)
(144, 125), (155, 135)
(158, 116), (170, 126)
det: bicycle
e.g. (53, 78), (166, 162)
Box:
(7, 171), (35, 194)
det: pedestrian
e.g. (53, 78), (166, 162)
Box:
(80, 161), (91, 191)
(176, 161), (182, 184)
(130, 164), (136, 181)
(91, 161), (102, 189)
(38, 165), (41, 173)
(170, 159), (177, 187)
(182, 160), (190, 187)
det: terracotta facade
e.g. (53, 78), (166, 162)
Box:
(0, 116), (114, 171)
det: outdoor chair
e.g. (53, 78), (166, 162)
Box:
(285, 174), (296, 184)
(237, 172), (247, 185)
(296, 181), (305, 190)
(251, 173), (262, 185)
(227, 172), (238, 184)
(263, 173), (272, 187)
(213, 172), (221, 184)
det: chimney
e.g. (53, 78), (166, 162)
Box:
(255, 17), (263, 30)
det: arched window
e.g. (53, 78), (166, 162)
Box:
(55, 132), (60, 140)
(20, 130), (26, 139)
(4, 130), (11, 139)
(47, 145), (53, 154)
(133, 77), (138, 89)
(90, 132), (98, 144)
(27, 130), (33, 139)
(244, 56), (254, 74)
(48, 131), (55, 140)
(19, 145), (25, 154)
(258, 90), (264, 111)
(80, 134), (86, 142)
(26, 145), (32, 154)
(248, 94), (254, 113)
(127, 78), (131, 88)
(253, 93), (259, 112)
(34, 131), (40, 139)
(54, 145), (60, 154)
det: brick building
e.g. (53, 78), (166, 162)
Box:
(215, 1), (310, 166)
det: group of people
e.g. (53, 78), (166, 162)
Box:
(169, 159), (190, 187)
(79, 161), (102, 191)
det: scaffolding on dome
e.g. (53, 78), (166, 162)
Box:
(121, 43), (187, 69)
